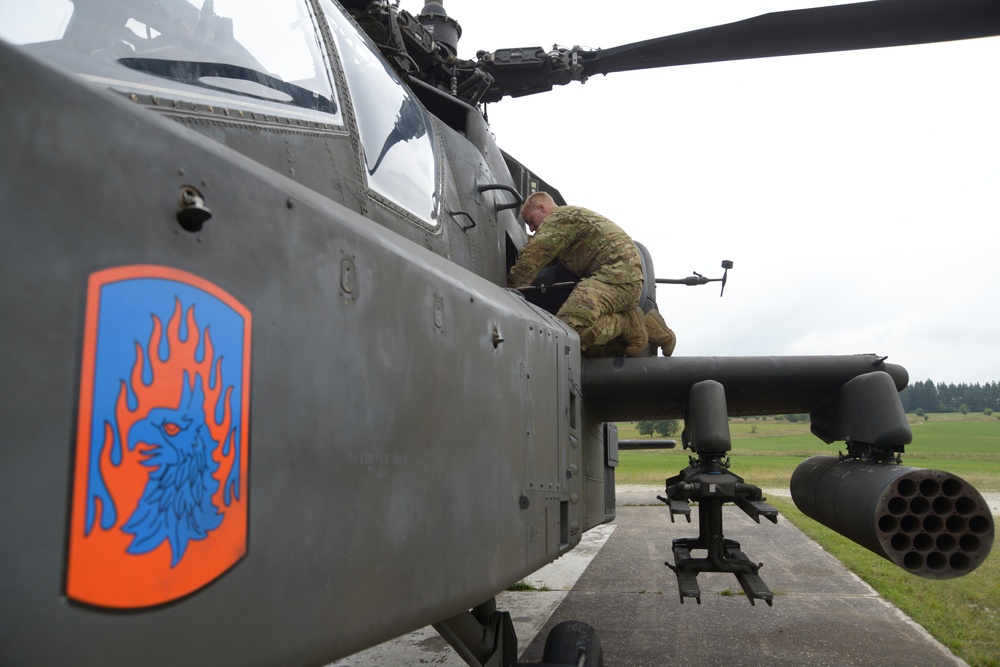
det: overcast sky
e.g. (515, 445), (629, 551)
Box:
(435, 0), (1000, 385)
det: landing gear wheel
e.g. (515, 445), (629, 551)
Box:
(541, 620), (603, 666)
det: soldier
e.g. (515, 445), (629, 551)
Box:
(508, 192), (648, 356)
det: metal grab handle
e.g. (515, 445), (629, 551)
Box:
(476, 183), (523, 211)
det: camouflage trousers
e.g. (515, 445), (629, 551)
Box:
(555, 278), (642, 351)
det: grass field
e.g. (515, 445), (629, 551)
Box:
(617, 414), (1000, 490)
(614, 415), (1000, 666)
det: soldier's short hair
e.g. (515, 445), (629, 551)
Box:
(521, 191), (555, 217)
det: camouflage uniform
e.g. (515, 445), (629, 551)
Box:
(508, 205), (644, 352)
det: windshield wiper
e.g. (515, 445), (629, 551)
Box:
(118, 58), (336, 114)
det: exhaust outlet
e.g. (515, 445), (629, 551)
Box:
(791, 456), (993, 579)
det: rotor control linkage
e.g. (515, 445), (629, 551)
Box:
(659, 380), (778, 606)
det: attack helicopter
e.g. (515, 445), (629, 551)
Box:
(0, 1), (997, 666)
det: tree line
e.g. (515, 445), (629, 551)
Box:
(899, 379), (1000, 414)
(635, 420), (680, 437)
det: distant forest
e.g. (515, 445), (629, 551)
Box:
(900, 380), (1000, 414)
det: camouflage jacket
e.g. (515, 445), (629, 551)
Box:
(507, 205), (643, 287)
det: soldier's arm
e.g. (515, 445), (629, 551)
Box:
(507, 222), (573, 287)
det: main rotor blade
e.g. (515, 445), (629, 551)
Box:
(582, 0), (1000, 76)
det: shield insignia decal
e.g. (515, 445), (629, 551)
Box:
(68, 265), (252, 608)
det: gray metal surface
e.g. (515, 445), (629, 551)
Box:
(582, 355), (909, 421)
(0, 38), (597, 666)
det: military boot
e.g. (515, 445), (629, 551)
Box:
(623, 306), (648, 357)
(644, 308), (676, 357)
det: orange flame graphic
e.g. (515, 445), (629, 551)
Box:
(68, 266), (250, 609)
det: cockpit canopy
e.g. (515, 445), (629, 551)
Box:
(1, 0), (440, 226)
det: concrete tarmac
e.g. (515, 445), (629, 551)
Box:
(517, 486), (964, 666)
(333, 486), (967, 666)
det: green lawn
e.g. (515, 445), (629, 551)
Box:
(614, 416), (1000, 666)
(617, 415), (1000, 491)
